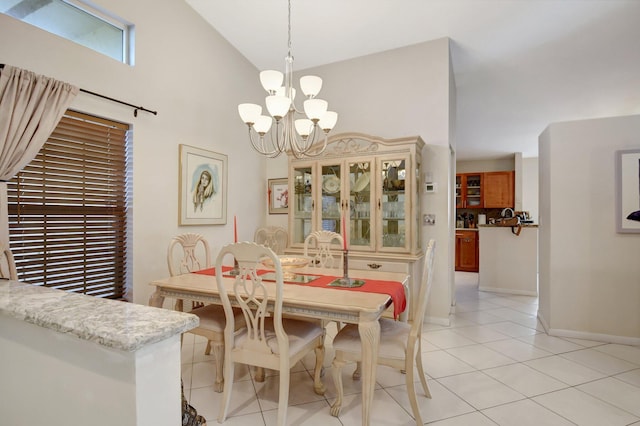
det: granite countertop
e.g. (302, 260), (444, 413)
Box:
(0, 280), (198, 352)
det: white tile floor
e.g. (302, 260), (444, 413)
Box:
(180, 272), (640, 425)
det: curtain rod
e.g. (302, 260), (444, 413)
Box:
(0, 64), (157, 117)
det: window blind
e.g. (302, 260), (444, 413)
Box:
(7, 110), (131, 299)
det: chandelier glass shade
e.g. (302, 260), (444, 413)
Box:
(238, 0), (338, 158)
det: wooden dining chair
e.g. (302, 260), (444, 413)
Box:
(0, 244), (18, 280)
(329, 239), (436, 425)
(254, 226), (288, 254)
(216, 242), (326, 426)
(304, 229), (353, 337)
(303, 230), (344, 269)
(167, 233), (244, 393)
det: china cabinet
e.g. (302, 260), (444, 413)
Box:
(287, 133), (425, 320)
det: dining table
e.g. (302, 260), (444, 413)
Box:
(148, 264), (409, 426)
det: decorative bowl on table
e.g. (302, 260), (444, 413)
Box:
(261, 255), (312, 280)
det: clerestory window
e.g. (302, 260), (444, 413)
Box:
(0, 0), (134, 64)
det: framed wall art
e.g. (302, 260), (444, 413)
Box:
(268, 178), (289, 214)
(616, 148), (640, 233)
(179, 144), (227, 225)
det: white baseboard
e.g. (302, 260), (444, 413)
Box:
(479, 286), (538, 297)
(537, 311), (640, 345)
(537, 311), (550, 333)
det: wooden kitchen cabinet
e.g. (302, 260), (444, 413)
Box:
(456, 171), (514, 209)
(455, 230), (478, 272)
(456, 173), (483, 208)
(483, 171), (514, 208)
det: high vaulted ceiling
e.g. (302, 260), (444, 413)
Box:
(185, 0), (640, 160)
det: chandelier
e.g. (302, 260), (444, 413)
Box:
(237, 0), (338, 158)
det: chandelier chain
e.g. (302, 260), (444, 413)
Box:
(287, 0), (292, 59)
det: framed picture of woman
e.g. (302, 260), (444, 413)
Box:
(269, 178), (289, 214)
(179, 144), (227, 225)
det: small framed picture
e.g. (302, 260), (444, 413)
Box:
(179, 144), (228, 225)
(616, 149), (640, 233)
(269, 178), (289, 214)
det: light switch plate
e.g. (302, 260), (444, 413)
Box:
(423, 214), (435, 225)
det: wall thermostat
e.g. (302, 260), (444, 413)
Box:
(424, 182), (437, 193)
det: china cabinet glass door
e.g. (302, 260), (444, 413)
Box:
(378, 156), (410, 251)
(292, 164), (314, 245)
(348, 159), (374, 250)
(319, 161), (344, 241)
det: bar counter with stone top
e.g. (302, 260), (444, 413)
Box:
(0, 279), (197, 426)
(0, 279), (198, 351)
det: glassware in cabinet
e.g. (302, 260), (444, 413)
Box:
(456, 173), (484, 208)
(348, 160), (373, 250)
(456, 175), (462, 208)
(292, 164), (314, 245)
(319, 162), (343, 234)
(465, 173), (483, 207)
(287, 133), (423, 258)
(379, 157), (409, 251)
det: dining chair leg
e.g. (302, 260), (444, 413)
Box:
(330, 356), (346, 417)
(212, 342), (224, 393)
(405, 346), (423, 425)
(218, 360), (235, 423)
(416, 345), (431, 398)
(313, 343), (326, 395)
(204, 340), (212, 355)
(254, 366), (265, 382)
(277, 368), (290, 426)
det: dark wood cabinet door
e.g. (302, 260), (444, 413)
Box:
(455, 231), (478, 272)
(483, 171), (514, 208)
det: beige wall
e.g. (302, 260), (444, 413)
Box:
(538, 129), (552, 326)
(457, 158), (515, 173)
(538, 114), (640, 343)
(423, 144), (456, 323)
(0, 0), (267, 306)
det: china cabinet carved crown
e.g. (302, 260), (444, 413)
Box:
(287, 133), (425, 321)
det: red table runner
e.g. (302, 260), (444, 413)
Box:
(194, 266), (406, 319)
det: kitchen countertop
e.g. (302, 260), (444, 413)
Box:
(0, 280), (198, 352)
(456, 228), (479, 231)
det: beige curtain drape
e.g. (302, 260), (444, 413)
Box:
(0, 65), (79, 247)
